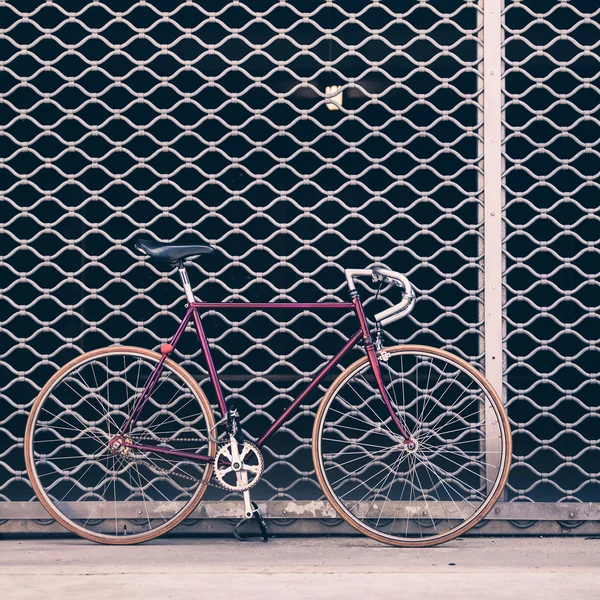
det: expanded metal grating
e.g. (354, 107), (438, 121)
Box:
(0, 0), (484, 514)
(503, 1), (600, 506)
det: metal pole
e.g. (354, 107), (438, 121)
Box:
(483, 0), (504, 397)
(483, 0), (505, 491)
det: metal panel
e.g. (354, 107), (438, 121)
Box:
(502, 0), (600, 509)
(1, 0), (599, 533)
(0, 0), (484, 521)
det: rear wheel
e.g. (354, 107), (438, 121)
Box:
(313, 345), (511, 547)
(25, 346), (216, 544)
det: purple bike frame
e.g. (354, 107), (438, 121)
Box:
(122, 298), (411, 462)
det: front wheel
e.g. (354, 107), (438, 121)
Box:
(313, 345), (511, 547)
(25, 346), (216, 544)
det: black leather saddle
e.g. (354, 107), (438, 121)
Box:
(135, 239), (216, 265)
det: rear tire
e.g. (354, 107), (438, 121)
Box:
(25, 346), (216, 544)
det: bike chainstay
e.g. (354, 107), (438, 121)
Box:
(126, 435), (232, 491)
(126, 435), (264, 493)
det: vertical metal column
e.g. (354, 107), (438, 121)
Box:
(483, 1), (504, 395)
(483, 0), (505, 489)
(476, 0), (485, 365)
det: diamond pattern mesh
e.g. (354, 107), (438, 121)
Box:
(503, 1), (600, 503)
(0, 1), (484, 509)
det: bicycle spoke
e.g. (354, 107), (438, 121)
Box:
(373, 453), (408, 527)
(416, 356), (435, 433)
(417, 382), (475, 442)
(411, 459), (438, 536)
(321, 436), (403, 452)
(129, 456), (159, 530)
(328, 406), (395, 437)
(340, 454), (411, 503)
(39, 403), (108, 448)
(345, 380), (399, 439)
(420, 440), (498, 469)
(417, 361), (448, 433)
(418, 399), (485, 447)
(417, 453), (480, 507)
(324, 446), (393, 470)
(416, 452), (468, 519)
(74, 369), (120, 433)
(363, 369), (411, 437)
(350, 452), (406, 515)
(419, 443), (497, 487)
(404, 454), (415, 538)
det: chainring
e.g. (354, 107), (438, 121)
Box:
(213, 441), (264, 492)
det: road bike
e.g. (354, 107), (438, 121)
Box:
(25, 239), (512, 546)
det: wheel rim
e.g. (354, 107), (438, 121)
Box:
(26, 348), (215, 542)
(315, 347), (510, 544)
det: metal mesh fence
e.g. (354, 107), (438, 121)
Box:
(0, 1), (483, 511)
(503, 0), (600, 505)
(2, 0), (600, 533)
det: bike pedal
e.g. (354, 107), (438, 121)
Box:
(233, 501), (269, 543)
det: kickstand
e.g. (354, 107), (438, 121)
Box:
(233, 501), (269, 542)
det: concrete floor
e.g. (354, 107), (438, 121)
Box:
(1, 536), (599, 600)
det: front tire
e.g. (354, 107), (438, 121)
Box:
(313, 345), (511, 547)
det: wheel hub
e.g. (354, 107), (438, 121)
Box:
(108, 434), (132, 456)
(403, 439), (419, 454)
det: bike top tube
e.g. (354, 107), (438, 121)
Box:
(188, 300), (360, 419)
(191, 302), (354, 310)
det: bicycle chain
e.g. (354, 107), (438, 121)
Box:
(127, 436), (233, 491)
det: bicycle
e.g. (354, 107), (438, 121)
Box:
(25, 239), (512, 547)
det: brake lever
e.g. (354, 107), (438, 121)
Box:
(373, 273), (404, 289)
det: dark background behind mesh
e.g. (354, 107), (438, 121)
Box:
(503, 0), (600, 503)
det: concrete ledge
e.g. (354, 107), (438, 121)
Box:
(2, 500), (600, 521)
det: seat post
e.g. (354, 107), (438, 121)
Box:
(177, 262), (196, 304)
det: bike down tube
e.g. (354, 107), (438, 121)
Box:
(122, 296), (410, 461)
(122, 303), (355, 463)
(256, 328), (364, 448)
(122, 328), (362, 465)
(352, 295), (412, 443)
(189, 301), (354, 417)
